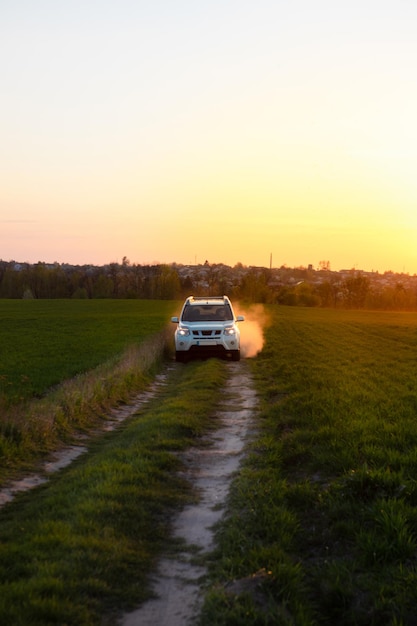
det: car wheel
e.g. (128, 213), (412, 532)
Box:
(176, 351), (187, 363)
(231, 350), (240, 361)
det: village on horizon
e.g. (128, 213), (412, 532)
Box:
(1, 257), (417, 309)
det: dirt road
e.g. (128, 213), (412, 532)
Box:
(121, 360), (258, 626)
(0, 359), (258, 625)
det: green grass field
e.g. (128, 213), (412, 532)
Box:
(2, 303), (417, 624)
(0, 299), (178, 475)
(202, 306), (417, 626)
(0, 299), (176, 404)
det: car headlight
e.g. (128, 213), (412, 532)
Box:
(224, 326), (236, 336)
(178, 327), (190, 336)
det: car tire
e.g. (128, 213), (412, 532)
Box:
(176, 351), (187, 363)
(231, 350), (241, 361)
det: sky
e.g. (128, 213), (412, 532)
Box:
(1, 0), (417, 274)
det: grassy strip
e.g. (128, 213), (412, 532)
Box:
(0, 358), (228, 625)
(0, 327), (172, 478)
(201, 307), (417, 626)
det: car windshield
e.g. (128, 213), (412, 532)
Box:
(182, 304), (233, 322)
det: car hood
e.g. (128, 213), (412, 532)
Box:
(180, 321), (233, 330)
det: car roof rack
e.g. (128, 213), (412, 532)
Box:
(188, 295), (228, 302)
(186, 296), (230, 304)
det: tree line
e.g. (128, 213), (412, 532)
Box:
(0, 260), (416, 310)
(0, 261), (184, 300)
(243, 268), (417, 310)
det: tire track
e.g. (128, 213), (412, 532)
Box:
(121, 360), (258, 626)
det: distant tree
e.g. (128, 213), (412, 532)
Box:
(93, 274), (114, 298)
(237, 269), (273, 303)
(0, 261), (7, 289)
(48, 264), (70, 297)
(181, 275), (194, 295)
(26, 263), (49, 298)
(316, 278), (341, 307)
(108, 263), (121, 297)
(342, 273), (370, 308)
(123, 264), (144, 298)
(368, 282), (417, 310)
(153, 265), (181, 299)
(72, 287), (88, 299)
(277, 285), (297, 306)
(295, 282), (321, 307)
(0, 265), (23, 297)
(318, 260), (331, 271)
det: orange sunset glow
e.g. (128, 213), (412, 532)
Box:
(1, 1), (417, 274)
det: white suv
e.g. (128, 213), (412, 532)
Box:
(171, 296), (244, 362)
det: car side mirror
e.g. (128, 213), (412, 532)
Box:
(171, 316), (179, 323)
(236, 315), (245, 322)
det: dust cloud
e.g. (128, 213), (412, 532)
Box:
(236, 304), (271, 358)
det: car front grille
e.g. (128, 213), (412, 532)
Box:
(192, 330), (222, 337)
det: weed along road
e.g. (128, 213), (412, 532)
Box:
(0, 369), (172, 509)
(120, 360), (258, 626)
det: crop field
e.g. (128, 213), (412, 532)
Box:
(0, 299), (176, 405)
(2, 303), (417, 624)
(0, 299), (177, 474)
(202, 306), (417, 625)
